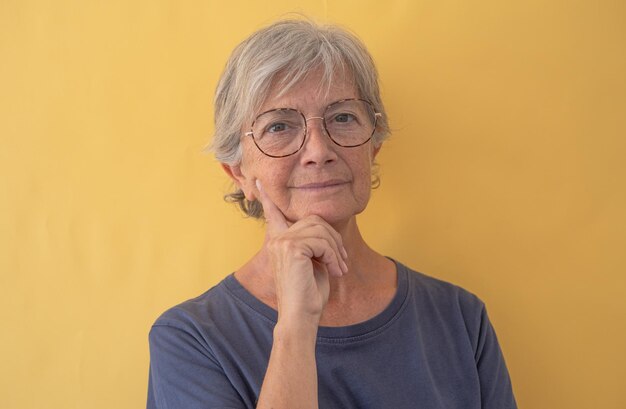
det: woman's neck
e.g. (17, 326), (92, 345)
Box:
(235, 217), (394, 309)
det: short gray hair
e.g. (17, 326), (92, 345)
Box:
(208, 18), (390, 218)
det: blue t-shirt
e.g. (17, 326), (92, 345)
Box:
(147, 261), (517, 408)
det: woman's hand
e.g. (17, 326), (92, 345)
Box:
(256, 180), (348, 326)
(255, 181), (348, 409)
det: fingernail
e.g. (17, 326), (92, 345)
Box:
(342, 260), (348, 274)
(342, 247), (348, 259)
(255, 179), (262, 190)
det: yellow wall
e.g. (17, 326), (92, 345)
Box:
(1, 1), (625, 408)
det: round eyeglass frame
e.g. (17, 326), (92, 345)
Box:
(244, 98), (382, 158)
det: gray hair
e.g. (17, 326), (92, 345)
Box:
(208, 18), (390, 218)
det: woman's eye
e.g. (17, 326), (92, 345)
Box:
(267, 122), (288, 133)
(333, 113), (356, 123)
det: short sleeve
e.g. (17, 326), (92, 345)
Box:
(147, 322), (245, 409)
(474, 305), (518, 409)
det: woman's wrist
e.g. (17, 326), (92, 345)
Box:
(273, 317), (319, 348)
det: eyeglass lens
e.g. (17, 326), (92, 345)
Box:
(251, 99), (376, 157)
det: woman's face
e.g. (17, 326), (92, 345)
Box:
(224, 70), (381, 225)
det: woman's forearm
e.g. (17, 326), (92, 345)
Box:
(256, 319), (319, 409)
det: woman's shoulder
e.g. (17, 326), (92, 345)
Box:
(151, 274), (238, 330)
(151, 272), (277, 340)
(395, 260), (486, 316)
(393, 260), (491, 350)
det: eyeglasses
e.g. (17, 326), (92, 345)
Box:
(244, 98), (382, 158)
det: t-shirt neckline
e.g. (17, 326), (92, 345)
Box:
(222, 259), (409, 341)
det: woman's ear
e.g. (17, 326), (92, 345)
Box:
(221, 164), (257, 201)
(372, 142), (383, 159)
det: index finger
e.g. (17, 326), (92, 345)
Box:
(255, 179), (288, 235)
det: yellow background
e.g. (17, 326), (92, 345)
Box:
(1, 1), (625, 408)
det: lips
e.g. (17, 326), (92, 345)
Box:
(293, 179), (350, 189)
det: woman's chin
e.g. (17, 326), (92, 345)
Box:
(285, 202), (366, 226)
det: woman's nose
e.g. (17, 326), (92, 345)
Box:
(300, 117), (337, 164)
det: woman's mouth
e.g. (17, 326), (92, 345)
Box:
(293, 180), (350, 190)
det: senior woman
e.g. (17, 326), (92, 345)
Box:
(148, 19), (517, 409)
